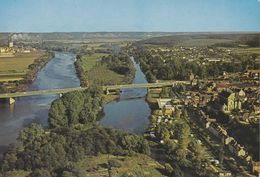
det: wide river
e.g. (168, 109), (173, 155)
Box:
(0, 52), (151, 150)
(0, 52), (80, 150)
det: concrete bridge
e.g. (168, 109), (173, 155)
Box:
(103, 81), (188, 94)
(0, 81), (189, 104)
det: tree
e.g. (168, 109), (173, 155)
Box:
(165, 140), (177, 160)
(141, 139), (151, 155)
(29, 168), (51, 177)
(1, 144), (17, 171)
(145, 71), (157, 83)
(218, 145), (224, 165)
(49, 99), (68, 128)
(164, 163), (173, 174)
(175, 108), (181, 119)
(108, 159), (122, 168)
(161, 128), (171, 140)
(171, 163), (184, 177)
(177, 123), (190, 150)
(18, 123), (45, 147)
(62, 171), (77, 177)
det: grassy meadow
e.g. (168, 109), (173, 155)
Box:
(78, 53), (108, 72)
(76, 154), (164, 177)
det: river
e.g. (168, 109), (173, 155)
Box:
(0, 52), (194, 176)
(0, 53), (151, 150)
(100, 57), (151, 133)
(0, 52), (80, 150)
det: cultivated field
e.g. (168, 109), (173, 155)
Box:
(233, 47), (260, 55)
(77, 52), (132, 85)
(87, 64), (126, 86)
(0, 51), (44, 81)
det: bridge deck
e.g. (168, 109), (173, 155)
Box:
(0, 81), (189, 98)
(103, 81), (188, 90)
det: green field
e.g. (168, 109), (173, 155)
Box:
(78, 53), (107, 72)
(0, 52), (44, 81)
(76, 154), (164, 177)
(2, 154), (164, 177)
(1, 170), (30, 177)
(233, 47), (260, 55)
(176, 38), (234, 47)
(77, 52), (132, 86)
(87, 64), (126, 85)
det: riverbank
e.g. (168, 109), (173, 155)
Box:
(74, 52), (135, 105)
(0, 51), (54, 93)
(0, 52), (80, 147)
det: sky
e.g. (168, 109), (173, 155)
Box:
(0, 0), (259, 32)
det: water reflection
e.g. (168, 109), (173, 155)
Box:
(100, 57), (151, 133)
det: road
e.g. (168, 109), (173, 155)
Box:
(0, 81), (189, 98)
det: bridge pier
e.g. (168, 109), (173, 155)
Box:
(106, 88), (110, 95)
(105, 88), (120, 95)
(9, 97), (15, 105)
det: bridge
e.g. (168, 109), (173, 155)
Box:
(0, 81), (189, 104)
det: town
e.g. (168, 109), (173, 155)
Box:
(0, 0), (259, 176)
(137, 43), (260, 176)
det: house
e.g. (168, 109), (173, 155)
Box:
(206, 82), (217, 93)
(191, 78), (198, 86)
(252, 161), (260, 175)
(218, 89), (243, 113)
(243, 153), (252, 163)
(228, 139), (246, 157)
(223, 135), (233, 145)
(241, 112), (259, 123)
(157, 98), (173, 110)
(218, 171), (232, 177)
(191, 93), (200, 107)
(208, 122), (227, 139)
(199, 93), (213, 107)
(205, 58), (221, 62)
(245, 70), (260, 79)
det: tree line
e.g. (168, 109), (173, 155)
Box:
(132, 46), (258, 82)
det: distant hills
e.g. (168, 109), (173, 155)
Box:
(0, 32), (259, 47)
(0, 32), (173, 44)
(136, 32), (260, 47)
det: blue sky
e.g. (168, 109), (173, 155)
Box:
(0, 0), (259, 32)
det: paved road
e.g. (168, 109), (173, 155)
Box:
(0, 81), (189, 98)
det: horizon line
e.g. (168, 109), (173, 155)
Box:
(0, 31), (260, 34)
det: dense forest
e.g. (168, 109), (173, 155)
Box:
(49, 86), (105, 128)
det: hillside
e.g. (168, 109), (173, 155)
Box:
(0, 32), (174, 44)
(137, 32), (260, 47)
